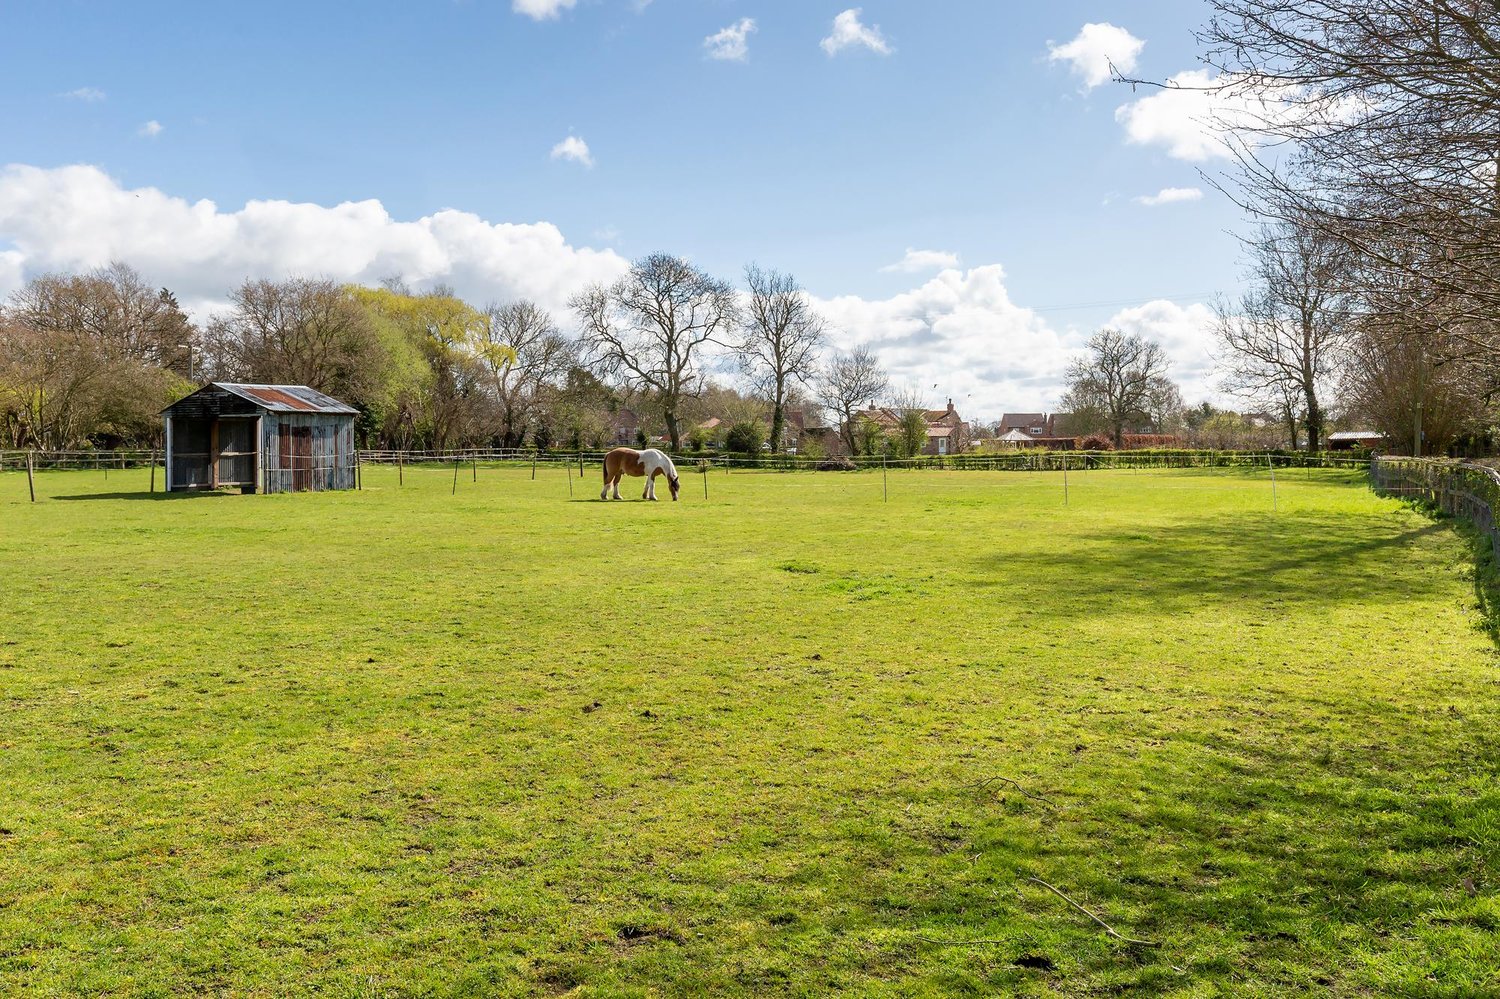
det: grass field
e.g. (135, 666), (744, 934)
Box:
(2, 462), (1498, 996)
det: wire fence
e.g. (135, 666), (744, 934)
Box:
(355, 448), (1378, 474)
(1370, 457), (1500, 557)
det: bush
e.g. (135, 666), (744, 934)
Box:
(816, 457), (858, 471)
(725, 420), (767, 454)
(1079, 433), (1114, 451)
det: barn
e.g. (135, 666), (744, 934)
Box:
(162, 383), (359, 494)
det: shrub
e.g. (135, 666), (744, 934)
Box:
(1079, 433), (1114, 451)
(725, 420), (767, 454)
(816, 457), (858, 471)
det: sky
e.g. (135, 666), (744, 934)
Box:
(0, 0), (1252, 419)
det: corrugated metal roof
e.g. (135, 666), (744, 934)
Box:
(215, 383), (359, 415)
(1328, 430), (1384, 441)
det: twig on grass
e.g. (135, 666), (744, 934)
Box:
(1026, 876), (1161, 947)
(967, 775), (1058, 808)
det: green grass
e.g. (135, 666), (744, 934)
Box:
(1, 462), (1498, 996)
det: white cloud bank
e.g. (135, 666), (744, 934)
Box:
(0, 165), (1222, 417)
(815, 267), (1220, 416)
(0, 163), (628, 319)
(137, 120), (163, 138)
(512, 0), (576, 21)
(881, 248), (960, 274)
(705, 18), (756, 62)
(60, 87), (106, 102)
(1134, 186), (1203, 207)
(821, 9), (892, 57)
(1048, 23), (1144, 90)
(550, 135), (594, 168)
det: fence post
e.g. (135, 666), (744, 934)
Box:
(150, 449), (157, 493)
(398, 450), (404, 487)
(883, 455), (888, 502)
(1063, 452), (1069, 506)
(26, 450), (36, 502)
(1269, 453), (1278, 513)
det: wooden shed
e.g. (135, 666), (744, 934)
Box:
(162, 383), (358, 494)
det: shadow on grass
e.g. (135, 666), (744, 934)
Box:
(52, 491), (233, 501)
(969, 513), (1450, 613)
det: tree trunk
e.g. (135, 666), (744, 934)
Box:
(770, 402), (786, 455)
(664, 409), (681, 452)
(1304, 389), (1323, 453)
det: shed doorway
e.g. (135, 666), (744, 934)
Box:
(279, 424), (314, 491)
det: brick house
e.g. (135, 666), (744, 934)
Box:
(854, 399), (971, 455)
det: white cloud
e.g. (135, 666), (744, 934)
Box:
(137, 120), (163, 138)
(705, 18), (757, 62)
(1103, 299), (1218, 401)
(1048, 23), (1144, 90)
(550, 135), (594, 168)
(512, 0), (576, 20)
(880, 248), (960, 274)
(815, 266), (1064, 416)
(809, 270), (1222, 417)
(1134, 186), (1204, 207)
(60, 87), (106, 102)
(821, 8), (892, 57)
(1114, 70), (1308, 162)
(0, 163), (628, 320)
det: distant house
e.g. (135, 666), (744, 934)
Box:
(999, 413), (1048, 437)
(610, 408), (642, 445)
(1327, 430), (1386, 451)
(855, 399), (971, 455)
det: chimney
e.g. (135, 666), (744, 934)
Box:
(947, 398), (955, 414)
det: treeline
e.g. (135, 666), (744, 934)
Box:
(1186, 0), (1500, 455)
(0, 255), (835, 453)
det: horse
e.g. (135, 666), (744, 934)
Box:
(602, 447), (681, 501)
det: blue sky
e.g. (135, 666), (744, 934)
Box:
(0, 1), (1247, 414)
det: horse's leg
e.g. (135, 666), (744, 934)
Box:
(613, 475), (623, 500)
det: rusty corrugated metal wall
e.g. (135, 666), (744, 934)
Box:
(261, 413), (356, 494)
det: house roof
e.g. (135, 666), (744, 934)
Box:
(1000, 412), (1046, 427)
(997, 428), (1034, 442)
(928, 426), (956, 438)
(165, 382), (358, 415)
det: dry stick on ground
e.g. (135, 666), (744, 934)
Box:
(1027, 877), (1160, 948)
(967, 775), (1058, 808)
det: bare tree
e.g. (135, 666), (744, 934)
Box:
(208, 278), (381, 398)
(1343, 321), (1491, 455)
(1214, 221), (1352, 450)
(820, 346), (888, 456)
(738, 265), (827, 452)
(1061, 329), (1174, 449)
(480, 301), (574, 448)
(1155, 2), (1500, 351)
(572, 253), (739, 451)
(888, 384), (931, 458)
(2, 264), (193, 447)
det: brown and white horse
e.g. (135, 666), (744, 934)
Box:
(602, 447), (681, 501)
